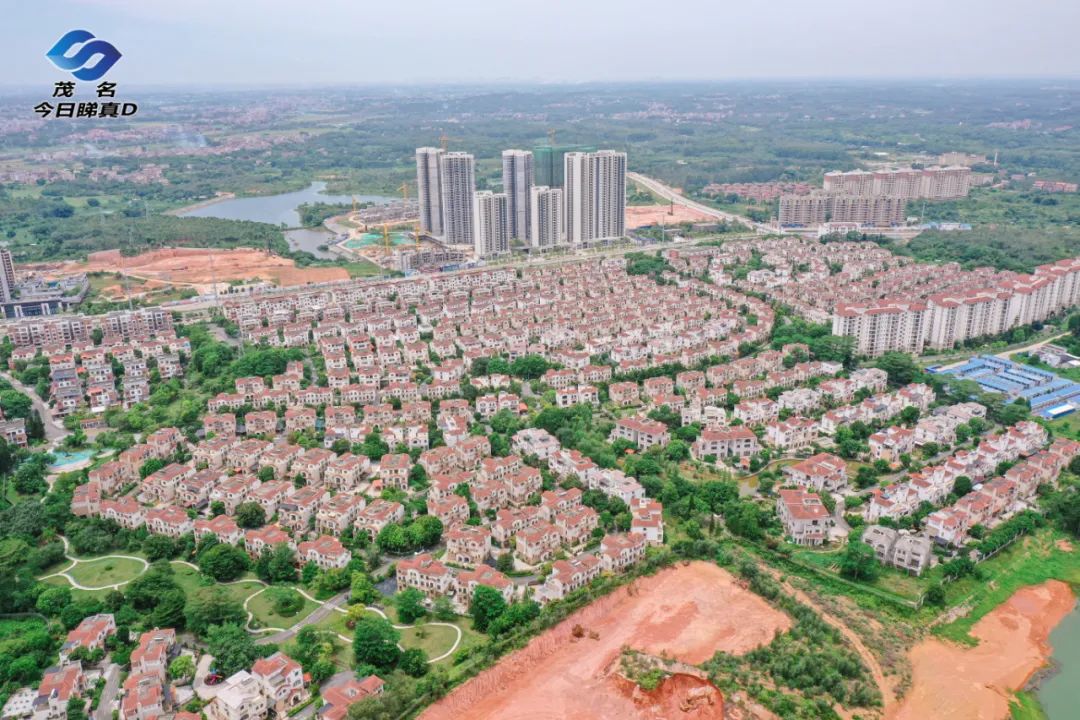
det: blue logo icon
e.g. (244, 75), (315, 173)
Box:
(46, 30), (122, 81)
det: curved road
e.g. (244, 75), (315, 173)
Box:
(0, 370), (67, 444)
(627, 172), (774, 233)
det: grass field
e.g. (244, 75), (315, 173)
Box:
(66, 556), (146, 588)
(340, 260), (383, 278)
(247, 588), (320, 629)
(401, 622), (459, 659)
(935, 529), (1080, 644)
(1010, 690), (1049, 720)
(170, 562), (214, 595)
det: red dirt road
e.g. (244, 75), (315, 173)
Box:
(421, 562), (789, 720)
(626, 204), (713, 229)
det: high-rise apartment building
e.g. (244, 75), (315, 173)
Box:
(474, 191), (510, 258)
(439, 152), (476, 247)
(529, 186), (563, 250)
(502, 150), (533, 242)
(533, 144), (596, 188)
(564, 150), (626, 245)
(823, 166), (971, 200)
(0, 249), (15, 303)
(415, 147), (444, 237)
(778, 194), (905, 227)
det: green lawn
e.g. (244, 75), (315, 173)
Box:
(220, 580), (266, 606)
(170, 562), (214, 595)
(790, 545), (928, 601)
(66, 556), (146, 588)
(41, 574), (110, 602)
(401, 622), (459, 660)
(340, 260), (383, 278)
(247, 588), (320, 630)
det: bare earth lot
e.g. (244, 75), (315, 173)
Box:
(889, 580), (1075, 720)
(421, 561), (790, 720)
(625, 204), (713, 229)
(50, 247), (348, 291)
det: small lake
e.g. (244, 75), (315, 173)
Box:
(1038, 600), (1080, 719)
(284, 227), (339, 260)
(177, 181), (393, 228)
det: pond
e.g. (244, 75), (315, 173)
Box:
(176, 181), (394, 228)
(1038, 599), (1080, 719)
(49, 449), (96, 471)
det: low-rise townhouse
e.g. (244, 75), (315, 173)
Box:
(776, 488), (833, 546)
(354, 500), (405, 540)
(456, 566), (515, 604)
(783, 453), (848, 492)
(194, 515), (244, 546)
(297, 535), (352, 570)
(609, 417), (670, 450)
(515, 521), (562, 565)
(630, 498), (665, 545)
(599, 533), (647, 573)
(396, 553), (455, 597)
(691, 426), (761, 460)
(445, 525), (492, 566)
(60, 613), (116, 662)
(765, 416), (818, 451)
(244, 525), (295, 557)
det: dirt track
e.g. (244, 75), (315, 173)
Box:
(420, 562), (789, 720)
(889, 580), (1075, 720)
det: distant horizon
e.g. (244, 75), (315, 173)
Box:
(7, 0), (1080, 87)
(2, 76), (1079, 95)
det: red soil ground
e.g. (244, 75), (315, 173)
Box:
(421, 561), (790, 720)
(889, 580), (1075, 720)
(626, 204), (713, 230)
(75, 247), (348, 290)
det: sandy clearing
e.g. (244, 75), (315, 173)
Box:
(420, 561), (789, 720)
(889, 580), (1075, 720)
(626, 204), (713, 229)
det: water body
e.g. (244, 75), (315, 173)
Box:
(177, 181), (392, 227)
(1038, 600), (1080, 718)
(284, 227), (338, 260)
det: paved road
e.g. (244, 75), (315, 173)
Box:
(0, 370), (66, 444)
(255, 591), (349, 645)
(94, 663), (120, 720)
(627, 172), (773, 233)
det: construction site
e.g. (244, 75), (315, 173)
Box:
(420, 562), (789, 720)
(37, 247), (350, 298)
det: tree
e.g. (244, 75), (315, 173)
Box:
(925, 583), (947, 607)
(469, 585), (507, 633)
(350, 572), (379, 605)
(724, 502), (763, 541)
(234, 502), (266, 529)
(399, 647), (429, 677)
(152, 588), (188, 629)
(509, 355), (550, 379)
(198, 543), (250, 581)
(874, 352), (920, 387)
(313, 567), (351, 596)
(495, 553), (514, 573)
(952, 476), (973, 497)
(139, 458), (166, 479)
(257, 466), (275, 482)
(141, 535), (176, 561)
(360, 432), (389, 461)
(185, 587), (246, 635)
(205, 623), (264, 676)
(168, 655), (195, 682)
(352, 615), (400, 671)
(35, 586), (71, 616)
(839, 540), (879, 582)
(264, 543), (298, 583)
(432, 595), (456, 621)
(395, 588), (427, 624)
(270, 587), (304, 616)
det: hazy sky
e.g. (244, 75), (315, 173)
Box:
(6, 0), (1080, 87)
